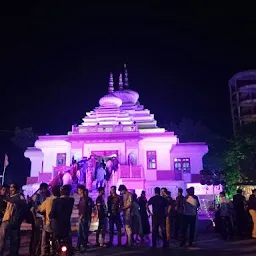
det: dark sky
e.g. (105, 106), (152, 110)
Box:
(1, 5), (256, 140)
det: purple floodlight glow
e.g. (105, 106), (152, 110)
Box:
(23, 71), (208, 200)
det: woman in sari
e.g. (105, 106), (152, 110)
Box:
(86, 157), (94, 191)
(72, 161), (78, 184)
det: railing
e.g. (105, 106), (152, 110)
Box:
(174, 172), (182, 180)
(156, 170), (183, 181)
(71, 124), (138, 134)
(29, 172), (62, 199)
(118, 165), (144, 179)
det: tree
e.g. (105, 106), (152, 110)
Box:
(11, 127), (38, 151)
(167, 118), (215, 143)
(222, 123), (256, 197)
(200, 169), (225, 186)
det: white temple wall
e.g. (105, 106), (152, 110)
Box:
(170, 143), (208, 174)
(24, 148), (44, 177)
(29, 157), (43, 177)
(83, 142), (126, 164)
(170, 143), (208, 182)
(35, 139), (71, 173)
(139, 136), (177, 181)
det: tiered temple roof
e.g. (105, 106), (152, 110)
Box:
(74, 65), (165, 133)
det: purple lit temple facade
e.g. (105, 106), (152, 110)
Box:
(23, 66), (209, 197)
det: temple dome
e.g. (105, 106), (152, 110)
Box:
(113, 89), (139, 104)
(99, 93), (122, 107)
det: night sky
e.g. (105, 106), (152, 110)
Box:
(1, 5), (256, 183)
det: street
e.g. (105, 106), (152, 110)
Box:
(3, 230), (256, 256)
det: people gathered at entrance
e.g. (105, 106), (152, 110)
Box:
(60, 154), (119, 193)
(0, 176), (256, 254)
(0, 181), (202, 255)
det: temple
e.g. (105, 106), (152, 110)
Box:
(22, 65), (208, 198)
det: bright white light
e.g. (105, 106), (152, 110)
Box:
(61, 246), (67, 252)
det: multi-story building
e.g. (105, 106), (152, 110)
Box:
(229, 70), (256, 135)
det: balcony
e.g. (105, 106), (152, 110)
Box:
(71, 124), (138, 134)
(118, 165), (144, 179)
(157, 170), (183, 181)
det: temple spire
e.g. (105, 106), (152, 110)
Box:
(108, 73), (114, 93)
(119, 73), (123, 90)
(124, 63), (129, 88)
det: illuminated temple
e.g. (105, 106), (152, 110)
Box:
(23, 65), (209, 198)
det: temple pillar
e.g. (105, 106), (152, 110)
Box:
(24, 147), (44, 177)
(35, 139), (71, 177)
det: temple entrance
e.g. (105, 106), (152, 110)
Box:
(91, 150), (118, 158)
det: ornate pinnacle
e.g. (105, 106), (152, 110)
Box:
(124, 63), (129, 88)
(108, 72), (114, 93)
(119, 73), (123, 90)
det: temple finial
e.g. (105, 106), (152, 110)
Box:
(119, 73), (123, 90)
(124, 63), (129, 88)
(108, 73), (114, 93)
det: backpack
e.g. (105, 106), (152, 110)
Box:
(23, 202), (34, 224)
(9, 199), (34, 228)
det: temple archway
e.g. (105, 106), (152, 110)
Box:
(128, 152), (137, 166)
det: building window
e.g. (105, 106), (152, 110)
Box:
(147, 151), (157, 169)
(174, 158), (191, 173)
(56, 153), (66, 167)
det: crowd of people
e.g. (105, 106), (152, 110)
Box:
(60, 155), (119, 192)
(0, 181), (202, 255)
(215, 189), (256, 240)
(1, 171), (256, 255)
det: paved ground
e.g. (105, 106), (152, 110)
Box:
(4, 232), (256, 256)
(3, 220), (256, 255)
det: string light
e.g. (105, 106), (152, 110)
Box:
(201, 199), (215, 227)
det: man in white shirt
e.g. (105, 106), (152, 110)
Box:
(62, 170), (72, 186)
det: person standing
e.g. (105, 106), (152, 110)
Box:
(62, 170), (72, 186)
(49, 185), (74, 256)
(96, 164), (106, 189)
(30, 183), (50, 256)
(107, 186), (122, 246)
(180, 187), (200, 247)
(131, 193), (143, 243)
(138, 191), (150, 239)
(0, 184), (26, 256)
(233, 189), (246, 238)
(95, 187), (107, 247)
(161, 188), (172, 243)
(147, 187), (169, 248)
(0, 185), (8, 225)
(175, 188), (184, 240)
(80, 157), (88, 184)
(86, 157), (94, 192)
(72, 160), (79, 184)
(219, 191), (234, 240)
(112, 155), (119, 172)
(248, 189), (256, 239)
(118, 185), (133, 247)
(76, 185), (93, 252)
(38, 185), (61, 256)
